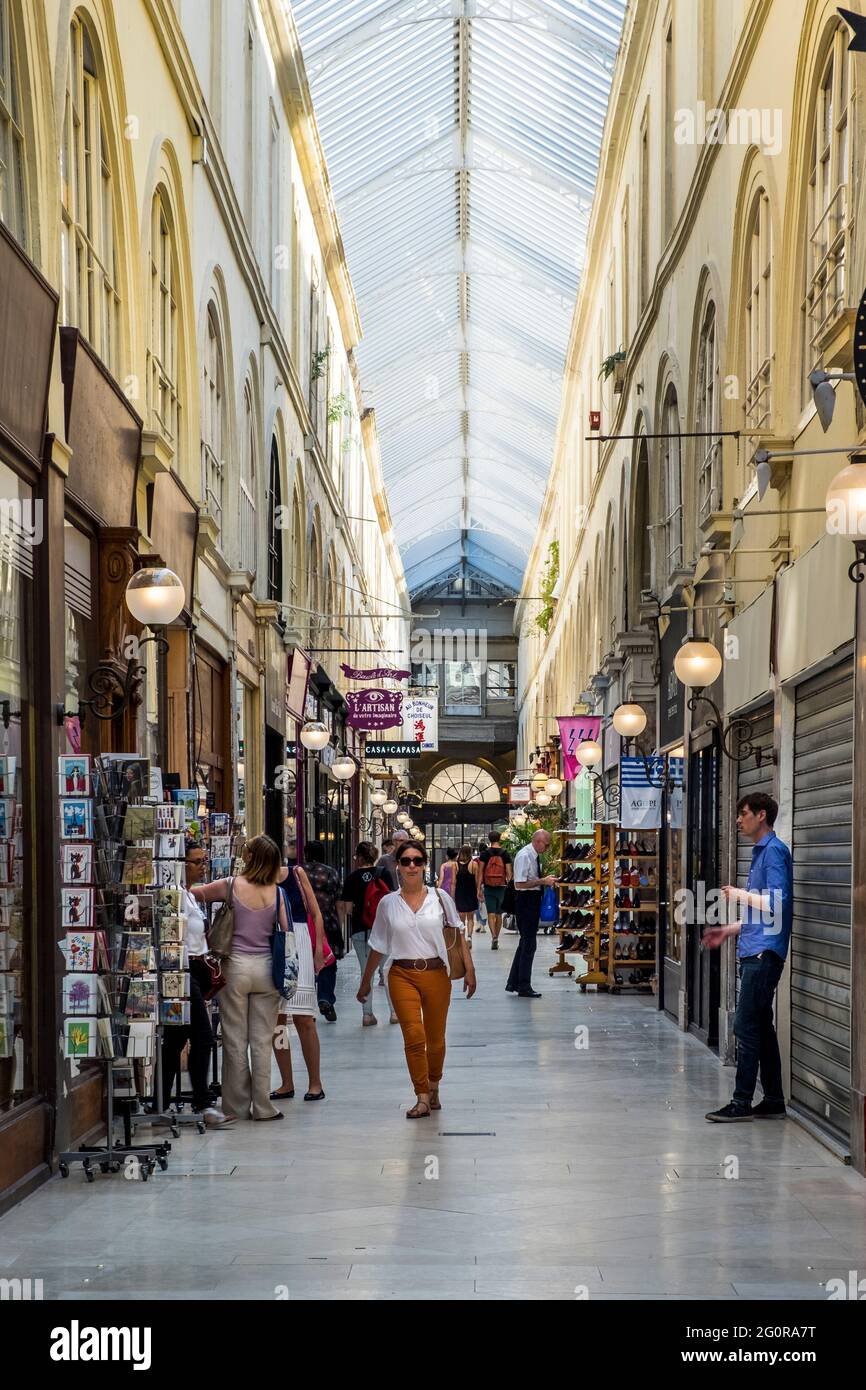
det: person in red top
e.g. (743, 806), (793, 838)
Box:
(477, 831), (512, 950)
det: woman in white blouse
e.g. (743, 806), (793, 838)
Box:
(357, 842), (476, 1118)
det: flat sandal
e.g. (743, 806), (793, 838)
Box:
(406, 1098), (431, 1119)
(429, 1087), (441, 1110)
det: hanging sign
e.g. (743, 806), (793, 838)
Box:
(557, 715), (602, 780)
(619, 757), (663, 830)
(287, 648), (312, 722)
(365, 741), (422, 759)
(401, 695), (438, 751)
(340, 663), (411, 681)
(345, 688), (403, 730)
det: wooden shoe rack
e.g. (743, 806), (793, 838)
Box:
(551, 823), (613, 985)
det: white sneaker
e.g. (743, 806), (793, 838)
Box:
(202, 1107), (236, 1127)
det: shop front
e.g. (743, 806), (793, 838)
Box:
(303, 664), (353, 870)
(0, 220), (58, 1211)
(657, 605), (687, 1027)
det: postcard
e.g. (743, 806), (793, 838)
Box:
(124, 976), (157, 1017)
(156, 889), (184, 916)
(0, 888), (20, 930)
(125, 1021), (155, 1058)
(64, 1016), (97, 1059)
(158, 942), (188, 972)
(60, 797), (93, 841)
(0, 931), (8, 972)
(63, 931), (95, 972)
(63, 974), (99, 1014)
(156, 804), (184, 831)
(97, 1016), (115, 1058)
(62, 844), (93, 885)
(160, 998), (190, 1026)
(153, 859), (183, 888)
(121, 931), (153, 975)
(58, 754), (91, 795)
(61, 887), (94, 928)
(0, 1015), (12, 1059)
(172, 789), (199, 816)
(0, 756), (17, 796)
(0, 797), (14, 841)
(122, 845), (153, 885)
(210, 836), (231, 859)
(210, 857), (231, 879)
(123, 804), (156, 841)
(158, 914), (186, 944)
(161, 971), (189, 999)
(157, 833), (184, 860)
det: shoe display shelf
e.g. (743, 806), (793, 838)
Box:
(608, 828), (659, 994)
(550, 823), (612, 985)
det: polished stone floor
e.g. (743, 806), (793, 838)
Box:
(3, 931), (866, 1300)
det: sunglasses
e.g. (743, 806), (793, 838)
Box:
(398, 856), (425, 866)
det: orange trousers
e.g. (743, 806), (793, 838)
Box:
(388, 964), (452, 1096)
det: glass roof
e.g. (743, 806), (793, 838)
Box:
(293, 0), (626, 596)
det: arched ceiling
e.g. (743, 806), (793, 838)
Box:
(293, 0), (626, 597)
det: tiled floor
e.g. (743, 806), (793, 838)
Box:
(3, 932), (866, 1299)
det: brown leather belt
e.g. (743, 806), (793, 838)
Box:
(392, 957), (445, 971)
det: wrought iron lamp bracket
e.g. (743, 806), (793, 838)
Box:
(687, 690), (758, 764)
(64, 631), (169, 726)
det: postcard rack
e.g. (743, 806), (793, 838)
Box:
(57, 755), (204, 1182)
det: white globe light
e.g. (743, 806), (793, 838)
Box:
(612, 703), (647, 738)
(532, 772), (548, 789)
(382, 799), (399, 815)
(535, 791), (551, 806)
(577, 739), (603, 767)
(331, 754), (357, 781)
(673, 639), (723, 689)
(826, 460), (866, 537)
(125, 567), (185, 626)
(413, 829), (424, 841)
(370, 788), (387, 807)
(300, 721), (330, 750)
(396, 811), (410, 824)
(404, 819), (415, 831)
(543, 777), (563, 796)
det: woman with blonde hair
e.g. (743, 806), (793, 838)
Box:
(192, 835), (321, 1121)
(453, 843), (481, 942)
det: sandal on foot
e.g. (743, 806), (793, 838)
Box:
(429, 1088), (441, 1111)
(406, 1099), (431, 1119)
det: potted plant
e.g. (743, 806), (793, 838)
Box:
(600, 350), (627, 394)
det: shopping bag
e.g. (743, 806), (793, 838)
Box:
(539, 884), (558, 924)
(271, 926), (299, 1002)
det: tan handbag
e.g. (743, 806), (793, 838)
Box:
(435, 889), (466, 980)
(206, 877), (235, 960)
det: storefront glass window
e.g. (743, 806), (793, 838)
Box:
(63, 521), (98, 757)
(444, 660), (482, 711)
(0, 461), (35, 1111)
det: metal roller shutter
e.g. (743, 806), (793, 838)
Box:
(791, 657), (853, 1143)
(734, 703), (775, 1005)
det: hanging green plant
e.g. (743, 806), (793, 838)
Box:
(599, 349), (626, 381)
(533, 539), (560, 635)
(311, 345), (332, 382)
(327, 391), (354, 425)
(500, 808), (563, 876)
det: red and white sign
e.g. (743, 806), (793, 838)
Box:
(588, 410), (601, 431)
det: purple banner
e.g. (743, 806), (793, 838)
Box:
(340, 663), (411, 682)
(345, 688), (404, 730)
(557, 715), (602, 780)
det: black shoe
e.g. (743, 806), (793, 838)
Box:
(319, 1002), (337, 1022)
(706, 1102), (753, 1123)
(505, 985), (517, 993)
(491, 938), (499, 950)
(517, 989), (542, 998)
(304, 1089), (326, 1101)
(751, 1099), (787, 1119)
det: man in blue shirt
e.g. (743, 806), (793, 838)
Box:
(703, 792), (793, 1123)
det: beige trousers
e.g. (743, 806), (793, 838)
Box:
(220, 953), (281, 1119)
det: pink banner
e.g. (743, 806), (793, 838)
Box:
(345, 688), (404, 730)
(340, 663), (410, 681)
(557, 715), (601, 780)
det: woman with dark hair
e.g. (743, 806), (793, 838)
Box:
(269, 853), (327, 1102)
(453, 844), (480, 942)
(192, 834), (294, 1121)
(436, 846), (458, 897)
(357, 842), (476, 1118)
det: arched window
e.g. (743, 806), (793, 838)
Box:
(426, 764), (500, 805)
(267, 438), (282, 603)
(148, 189), (181, 453)
(201, 305), (225, 543)
(659, 385), (682, 581)
(803, 25), (855, 381)
(695, 299), (721, 528)
(61, 13), (120, 371)
(744, 191), (772, 429)
(0, 0), (28, 248)
(631, 434), (651, 618)
(238, 380), (257, 575)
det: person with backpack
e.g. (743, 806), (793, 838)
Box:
(339, 842), (397, 1027)
(477, 831), (512, 950)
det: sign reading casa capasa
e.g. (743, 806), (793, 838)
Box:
(345, 688), (404, 730)
(365, 741), (423, 758)
(340, 663), (411, 681)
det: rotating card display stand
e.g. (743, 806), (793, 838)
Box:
(57, 755), (180, 1182)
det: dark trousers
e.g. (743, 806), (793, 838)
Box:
(162, 958), (214, 1111)
(506, 892), (542, 993)
(316, 960), (337, 1007)
(733, 952), (785, 1107)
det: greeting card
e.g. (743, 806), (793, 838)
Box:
(161, 971), (189, 999)
(63, 974), (99, 1014)
(63, 931), (95, 972)
(60, 798), (93, 841)
(123, 804), (156, 841)
(64, 1016), (97, 1058)
(62, 844), (93, 885)
(58, 755), (91, 795)
(61, 887), (94, 928)
(0, 756), (17, 796)
(122, 845), (153, 885)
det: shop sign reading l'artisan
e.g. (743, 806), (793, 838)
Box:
(345, 688), (403, 730)
(365, 741), (422, 758)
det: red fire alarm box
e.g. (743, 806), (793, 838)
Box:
(589, 410), (601, 431)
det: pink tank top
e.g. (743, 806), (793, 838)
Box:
(441, 862), (455, 894)
(231, 884), (280, 955)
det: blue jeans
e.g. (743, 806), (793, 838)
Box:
(316, 961), (337, 1007)
(352, 930), (392, 1016)
(733, 952), (785, 1107)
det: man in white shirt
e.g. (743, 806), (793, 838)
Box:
(506, 830), (556, 998)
